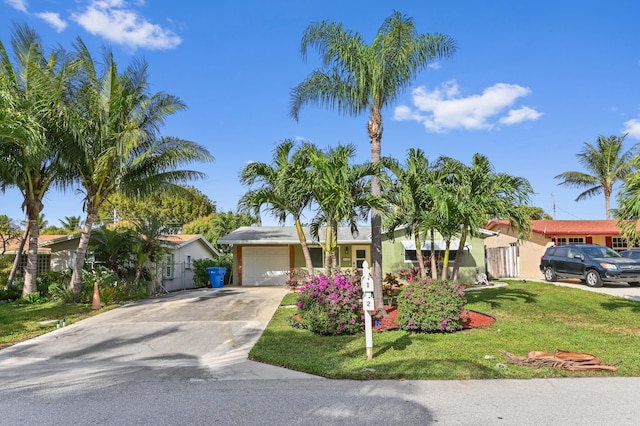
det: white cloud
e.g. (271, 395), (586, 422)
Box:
(35, 12), (67, 32)
(393, 80), (542, 132)
(622, 118), (640, 139)
(72, 1), (182, 50)
(4, 0), (27, 13)
(500, 106), (544, 125)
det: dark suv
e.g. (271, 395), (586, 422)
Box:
(540, 244), (640, 288)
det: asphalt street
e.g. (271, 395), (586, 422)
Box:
(0, 284), (639, 425)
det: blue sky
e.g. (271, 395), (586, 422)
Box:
(2, 0), (640, 227)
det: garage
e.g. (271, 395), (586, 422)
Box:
(241, 246), (290, 286)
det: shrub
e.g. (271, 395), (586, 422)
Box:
(0, 284), (22, 302)
(81, 267), (149, 304)
(397, 278), (467, 333)
(193, 255), (232, 287)
(296, 272), (363, 335)
(48, 283), (76, 304)
(37, 270), (71, 298)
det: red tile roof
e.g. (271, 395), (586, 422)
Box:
(486, 219), (640, 236)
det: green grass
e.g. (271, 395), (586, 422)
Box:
(250, 280), (640, 379)
(0, 302), (115, 349)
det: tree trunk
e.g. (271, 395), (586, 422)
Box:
(451, 227), (469, 281)
(71, 207), (98, 300)
(295, 219), (314, 275)
(429, 228), (438, 279)
(324, 226), (333, 275)
(368, 106), (386, 318)
(441, 241), (451, 281)
(6, 226), (29, 289)
(414, 232), (426, 279)
(21, 217), (40, 297)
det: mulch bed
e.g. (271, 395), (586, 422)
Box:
(372, 306), (496, 332)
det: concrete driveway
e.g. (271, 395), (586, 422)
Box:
(0, 286), (315, 392)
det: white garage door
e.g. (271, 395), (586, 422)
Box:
(242, 246), (290, 286)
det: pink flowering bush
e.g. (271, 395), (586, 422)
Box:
(397, 278), (467, 333)
(296, 272), (364, 335)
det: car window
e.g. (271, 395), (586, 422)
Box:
(555, 247), (568, 257)
(582, 246), (620, 258)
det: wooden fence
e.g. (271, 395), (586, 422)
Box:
(486, 245), (519, 279)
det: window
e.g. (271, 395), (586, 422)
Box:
(186, 255), (192, 270)
(555, 237), (584, 246)
(165, 254), (175, 278)
(404, 250), (456, 262)
(612, 237), (628, 250)
(309, 247), (323, 268)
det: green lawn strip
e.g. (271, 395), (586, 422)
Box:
(250, 281), (640, 379)
(0, 302), (116, 349)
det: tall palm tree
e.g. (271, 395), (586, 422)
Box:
(0, 24), (73, 296)
(291, 11), (456, 313)
(556, 135), (637, 220)
(239, 140), (315, 273)
(306, 144), (385, 274)
(62, 40), (214, 298)
(448, 154), (533, 281)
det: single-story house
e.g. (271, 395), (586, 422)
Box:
(484, 219), (640, 280)
(218, 226), (496, 286)
(4, 233), (218, 292)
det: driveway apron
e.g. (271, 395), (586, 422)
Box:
(0, 286), (315, 392)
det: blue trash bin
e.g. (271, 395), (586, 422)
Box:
(206, 267), (226, 288)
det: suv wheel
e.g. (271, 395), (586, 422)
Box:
(544, 267), (557, 282)
(585, 270), (603, 288)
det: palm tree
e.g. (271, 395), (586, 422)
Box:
(62, 40), (214, 298)
(129, 217), (174, 285)
(555, 135), (637, 220)
(239, 140), (315, 273)
(448, 154), (533, 281)
(384, 149), (442, 279)
(306, 144), (385, 274)
(59, 216), (83, 232)
(0, 24), (73, 296)
(89, 226), (137, 277)
(613, 153), (640, 243)
(291, 11), (456, 313)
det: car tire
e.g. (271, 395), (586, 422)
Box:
(585, 270), (603, 288)
(628, 282), (640, 287)
(544, 267), (557, 282)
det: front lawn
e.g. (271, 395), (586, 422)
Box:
(0, 302), (115, 350)
(249, 280), (640, 379)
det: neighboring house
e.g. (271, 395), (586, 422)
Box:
(3, 233), (217, 292)
(218, 226), (493, 286)
(484, 219), (640, 280)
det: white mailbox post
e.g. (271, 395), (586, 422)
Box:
(361, 261), (374, 360)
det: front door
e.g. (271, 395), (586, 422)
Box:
(352, 245), (370, 270)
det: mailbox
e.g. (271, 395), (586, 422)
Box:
(361, 275), (374, 292)
(363, 293), (375, 311)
